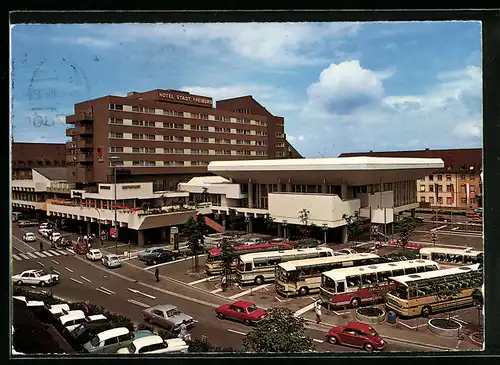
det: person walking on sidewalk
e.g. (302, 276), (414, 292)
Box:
(155, 267), (160, 282)
(221, 275), (227, 292)
(315, 302), (322, 324)
(39, 240), (43, 252)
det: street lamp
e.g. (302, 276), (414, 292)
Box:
(322, 224), (328, 244)
(245, 216), (250, 234)
(109, 156), (120, 255)
(282, 220), (288, 240)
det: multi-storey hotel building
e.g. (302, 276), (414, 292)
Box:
(65, 89), (290, 190)
(340, 148), (483, 210)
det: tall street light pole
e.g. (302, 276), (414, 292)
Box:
(109, 156), (120, 255)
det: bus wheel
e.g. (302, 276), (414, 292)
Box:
(298, 287), (309, 296)
(254, 276), (264, 285)
(350, 297), (360, 308)
(421, 306), (431, 317)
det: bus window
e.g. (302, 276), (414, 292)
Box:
(305, 252), (319, 259)
(377, 271), (391, 283)
(245, 263), (252, 272)
(408, 286), (418, 299)
(336, 281), (345, 293)
(464, 255), (473, 264)
(425, 265), (438, 271)
(254, 258), (267, 268)
(404, 267), (417, 275)
(323, 276), (336, 290)
(392, 269), (404, 277)
(361, 273), (376, 285)
(394, 284), (408, 299)
(267, 256), (281, 266)
(319, 252), (328, 258)
(346, 275), (361, 288)
(342, 261), (354, 267)
(416, 266), (426, 273)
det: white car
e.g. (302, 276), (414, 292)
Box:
(38, 228), (52, 237)
(48, 304), (71, 319)
(65, 314), (109, 333)
(12, 269), (60, 287)
(59, 310), (87, 332)
(116, 335), (189, 354)
(86, 249), (103, 261)
(22, 232), (36, 242)
(49, 232), (62, 242)
(39, 223), (51, 230)
(337, 248), (358, 255)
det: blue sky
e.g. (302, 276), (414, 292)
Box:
(11, 22), (482, 157)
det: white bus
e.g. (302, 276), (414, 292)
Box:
(319, 259), (440, 309)
(275, 253), (381, 297)
(236, 247), (335, 285)
(385, 264), (482, 317)
(419, 247), (483, 268)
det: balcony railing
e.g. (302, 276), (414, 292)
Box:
(77, 138), (93, 148)
(66, 154), (77, 163)
(76, 125), (93, 135)
(66, 109), (94, 124)
(66, 142), (76, 150)
(66, 128), (75, 137)
(78, 153), (94, 162)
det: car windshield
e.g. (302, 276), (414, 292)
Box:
(167, 309), (181, 317)
(35, 270), (47, 276)
(246, 304), (257, 313)
(74, 324), (85, 336)
(367, 326), (378, 337)
(90, 336), (100, 347)
(109, 255), (119, 261)
(127, 343), (136, 353)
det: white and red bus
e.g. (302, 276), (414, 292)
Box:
(319, 259), (440, 309)
(204, 242), (293, 275)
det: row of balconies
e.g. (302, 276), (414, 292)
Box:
(66, 153), (94, 163)
(66, 138), (93, 150)
(66, 125), (93, 137)
(66, 109), (94, 124)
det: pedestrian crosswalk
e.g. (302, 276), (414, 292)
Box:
(12, 248), (75, 262)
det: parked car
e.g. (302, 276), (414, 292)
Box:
(39, 222), (53, 230)
(215, 301), (267, 326)
(59, 310), (87, 332)
(65, 314), (109, 333)
(431, 215), (451, 222)
(49, 232), (62, 242)
(141, 304), (194, 331)
(102, 254), (122, 268)
(70, 320), (117, 347)
(117, 334), (188, 354)
(86, 249), (103, 261)
(243, 237), (267, 246)
(13, 295), (45, 308)
(326, 321), (386, 352)
(73, 242), (89, 255)
(145, 250), (173, 265)
(18, 220), (38, 228)
(48, 304), (71, 319)
(38, 228), (52, 237)
(137, 247), (167, 261)
(52, 237), (72, 249)
(83, 328), (153, 354)
(12, 269), (60, 287)
(337, 248), (358, 255)
(22, 232), (36, 242)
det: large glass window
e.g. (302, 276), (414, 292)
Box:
(346, 275), (361, 288)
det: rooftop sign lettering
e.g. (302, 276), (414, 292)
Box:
(158, 92), (212, 107)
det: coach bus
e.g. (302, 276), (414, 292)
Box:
(236, 247), (335, 285)
(419, 247), (483, 268)
(385, 263), (482, 317)
(204, 242), (293, 275)
(275, 253), (381, 297)
(319, 259), (440, 309)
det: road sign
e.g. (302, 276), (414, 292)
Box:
(109, 228), (117, 239)
(170, 233), (179, 251)
(170, 227), (179, 234)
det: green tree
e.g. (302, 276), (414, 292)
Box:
(263, 213), (276, 235)
(220, 237), (237, 284)
(430, 281), (463, 320)
(298, 209), (315, 238)
(242, 308), (315, 353)
(472, 289), (484, 331)
(183, 216), (204, 272)
(395, 216), (418, 249)
(342, 210), (363, 246)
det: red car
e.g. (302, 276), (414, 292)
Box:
(73, 242), (89, 255)
(326, 321), (386, 352)
(215, 301), (267, 326)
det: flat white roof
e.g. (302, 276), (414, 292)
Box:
(389, 264), (481, 285)
(420, 247), (483, 256)
(278, 253), (379, 271)
(208, 156), (444, 172)
(185, 176), (230, 185)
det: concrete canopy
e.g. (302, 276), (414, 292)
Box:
(207, 156), (444, 185)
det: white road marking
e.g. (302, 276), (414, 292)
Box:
(453, 317), (468, 325)
(96, 287), (112, 296)
(452, 227), (459, 231)
(192, 320), (199, 323)
(397, 320), (416, 330)
(58, 250), (68, 255)
(43, 251), (54, 257)
(51, 259), (59, 265)
(293, 302), (318, 317)
(188, 276), (215, 286)
(332, 310), (349, 316)
(227, 329), (247, 336)
(100, 287), (115, 295)
(127, 299), (150, 308)
(430, 225), (447, 232)
(12, 255), (22, 261)
(64, 267), (74, 273)
(49, 250), (61, 256)
(33, 252), (45, 258)
(275, 296), (283, 302)
(70, 277), (83, 284)
(211, 288), (223, 294)
(80, 276), (91, 283)
(229, 284), (271, 299)
(53, 270), (60, 275)
(127, 288), (157, 299)
(144, 254), (207, 270)
(313, 338), (324, 343)
(37, 261), (44, 266)
(19, 253), (30, 260)
(11, 236), (37, 252)
(67, 249), (76, 254)
(27, 252), (38, 259)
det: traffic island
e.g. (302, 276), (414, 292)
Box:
(355, 307), (386, 325)
(427, 318), (462, 338)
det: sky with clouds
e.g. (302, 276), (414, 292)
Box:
(11, 22), (482, 157)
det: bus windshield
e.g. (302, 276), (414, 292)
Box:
(237, 260), (245, 271)
(322, 276), (336, 290)
(206, 253), (220, 263)
(276, 267), (291, 282)
(389, 282), (408, 299)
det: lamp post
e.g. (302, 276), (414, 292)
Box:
(322, 224), (328, 245)
(109, 156), (120, 255)
(93, 206), (102, 246)
(245, 216), (250, 234)
(282, 220), (288, 240)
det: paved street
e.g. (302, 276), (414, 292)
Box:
(11, 224), (482, 353)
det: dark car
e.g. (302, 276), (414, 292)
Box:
(145, 250), (174, 265)
(69, 320), (122, 349)
(18, 220), (38, 228)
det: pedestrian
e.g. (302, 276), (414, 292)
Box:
(178, 320), (190, 341)
(84, 300), (90, 315)
(221, 275), (227, 291)
(154, 267), (160, 282)
(39, 241), (43, 252)
(315, 302), (322, 324)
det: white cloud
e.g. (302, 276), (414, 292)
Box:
(69, 36), (114, 48)
(452, 120), (482, 138)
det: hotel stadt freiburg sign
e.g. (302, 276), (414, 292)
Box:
(157, 91), (213, 107)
